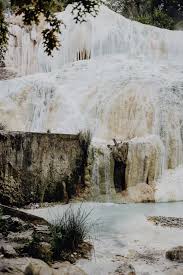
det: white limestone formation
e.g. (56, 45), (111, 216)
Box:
(1, 5), (183, 202)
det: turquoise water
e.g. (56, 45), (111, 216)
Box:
(28, 202), (183, 274)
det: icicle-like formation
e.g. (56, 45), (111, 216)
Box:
(126, 135), (165, 187)
(2, 5), (183, 202)
(88, 144), (116, 202)
(5, 5), (183, 74)
(1, 52), (183, 201)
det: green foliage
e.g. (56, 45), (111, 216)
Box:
(69, 0), (101, 23)
(106, 0), (183, 29)
(50, 205), (93, 259)
(0, 0), (101, 60)
(137, 9), (175, 29)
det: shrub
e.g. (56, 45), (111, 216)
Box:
(50, 205), (93, 259)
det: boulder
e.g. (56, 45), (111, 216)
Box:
(25, 259), (87, 275)
(166, 246), (183, 262)
(0, 242), (17, 258)
(0, 257), (28, 274)
(24, 259), (53, 275)
(114, 263), (136, 275)
(0, 258), (87, 275)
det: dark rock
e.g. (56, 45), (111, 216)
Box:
(0, 204), (49, 226)
(166, 246), (183, 262)
(25, 225), (52, 262)
(1, 215), (31, 235)
(108, 141), (128, 192)
(0, 131), (87, 206)
(147, 216), (183, 229)
(0, 242), (17, 258)
(33, 224), (51, 242)
(114, 263), (136, 275)
(0, 68), (16, 80)
(7, 230), (33, 243)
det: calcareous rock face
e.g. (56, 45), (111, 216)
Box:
(1, 4), (183, 203)
(0, 132), (86, 206)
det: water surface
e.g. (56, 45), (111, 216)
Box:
(28, 202), (183, 274)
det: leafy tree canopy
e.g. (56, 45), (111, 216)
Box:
(0, 0), (101, 62)
(106, 0), (183, 30)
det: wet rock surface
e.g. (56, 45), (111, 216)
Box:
(147, 216), (183, 228)
(0, 68), (17, 80)
(0, 132), (86, 207)
(166, 246), (183, 263)
(113, 263), (136, 275)
(0, 243), (17, 258)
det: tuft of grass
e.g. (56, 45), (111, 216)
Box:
(50, 205), (93, 259)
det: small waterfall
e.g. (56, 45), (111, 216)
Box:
(104, 149), (112, 201)
(86, 144), (115, 202)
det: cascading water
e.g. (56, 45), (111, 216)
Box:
(1, 5), (183, 202)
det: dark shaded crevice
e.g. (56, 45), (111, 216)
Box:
(114, 161), (126, 192)
(108, 140), (128, 193)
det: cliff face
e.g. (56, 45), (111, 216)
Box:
(0, 131), (86, 206)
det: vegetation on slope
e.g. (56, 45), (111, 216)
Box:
(106, 0), (183, 30)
